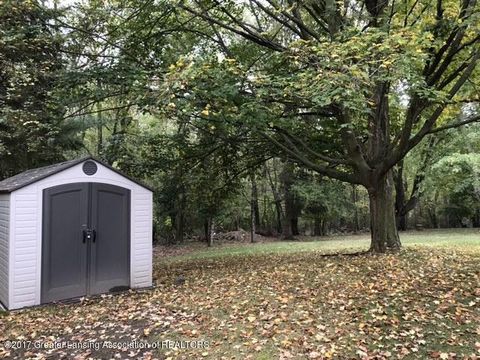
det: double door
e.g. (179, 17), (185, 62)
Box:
(41, 182), (130, 303)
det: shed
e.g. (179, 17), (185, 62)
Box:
(0, 157), (153, 310)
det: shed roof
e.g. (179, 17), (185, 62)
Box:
(0, 156), (153, 193)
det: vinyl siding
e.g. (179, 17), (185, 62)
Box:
(0, 194), (10, 308)
(131, 190), (153, 288)
(8, 161), (152, 310)
(10, 190), (37, 307)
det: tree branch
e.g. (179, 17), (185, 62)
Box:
(259, 131), (361, 184)
(427, 114), (480, 134)
(408, 49), (479, 148)
(179, 2), (286, 52)
(273, 126), (352, 165)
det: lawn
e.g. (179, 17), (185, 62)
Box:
(1, 230), (479, 359)
(157, 229), (480, 262)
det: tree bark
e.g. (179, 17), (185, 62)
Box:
(368, 172), (401, 253)
(265, 162), (284, 234)
(174, 191), (185, 243)
(473, 209), (480, 228)
(351, 184), (360, 232)
(280, 161), (295, 240)
(250, 171), (261, 228)
(396, 213), (407, 231)
(250, 201), (256, 243)
(250, 172), (257, 243)
(205, 218), (213, 247)
(291, 217), (299, 236)
(313, 217), (323, 236)
(394, 161), (408, 231)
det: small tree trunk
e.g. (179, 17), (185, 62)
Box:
(313, 217), (322, 236)
(204, 220), (208, 243)
(251, 172), (261, 228)
(473, 209), (480, 228)
(368, 173), (401, 253)
(265, 162), (283, 234)
(175, 211), (184, 243)
(250, 203), (256, 243)
(205, 218), (213, 247)
(396, 214), (407, 231)
(280, 161), (295, 240)
(175, 192), (185, 243)
(274, 202), (283, 234)
(250, 172), (257, 243)
(427, 205), (438, 228)
(281, 219), (293, 239)
(234, 213), (239, 231)
(291, 217), (299, 236)
(352, 185), (360, 232)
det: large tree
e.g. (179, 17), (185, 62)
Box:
(169, 0), (480, 252)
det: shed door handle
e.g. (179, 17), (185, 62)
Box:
(82, 229), (95, 243)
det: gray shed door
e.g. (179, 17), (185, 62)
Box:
(41, 183), (130, 303)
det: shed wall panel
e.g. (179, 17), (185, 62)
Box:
(0, 194), (9, 308)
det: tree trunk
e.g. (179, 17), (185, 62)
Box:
(291, 217), (299, 236)
(250, 202), (256, 243)
(473, 209), (480, 228)
(265, 162), (283, 234)
(175, 211), (184, 243)
(368, 172), (401, 253)
(396, 214), (407, 231)
(250, 172), (261, 228)
(281, 218), (293, 239)
(272, 204), (281, 234)
(351, 184), (360, 232)
(394, 157), (426, 231)
(313, 217), (323, 236)
(175, 192), (185, 243)
(250, 172), (257, 243)
(280, 161), (295, 240)
(430, 208), (439, 228)
(394, 162), (408, 231)
(205, 218), (213, 247)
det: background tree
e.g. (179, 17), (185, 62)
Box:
(0, 0), (82, 178)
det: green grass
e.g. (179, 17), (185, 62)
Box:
(158, 229), (480, 264)
(400, 229), (480, 250)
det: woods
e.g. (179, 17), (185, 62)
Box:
(1, 1), (480, 358)
(0, 0), (479, 252)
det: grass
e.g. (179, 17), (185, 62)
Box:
(158, 228), (480, 264)
(0, 229), (479, 360)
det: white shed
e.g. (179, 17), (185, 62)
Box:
(0, 157), (153, 310)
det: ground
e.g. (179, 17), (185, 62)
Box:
(1, 230), (479, 359)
